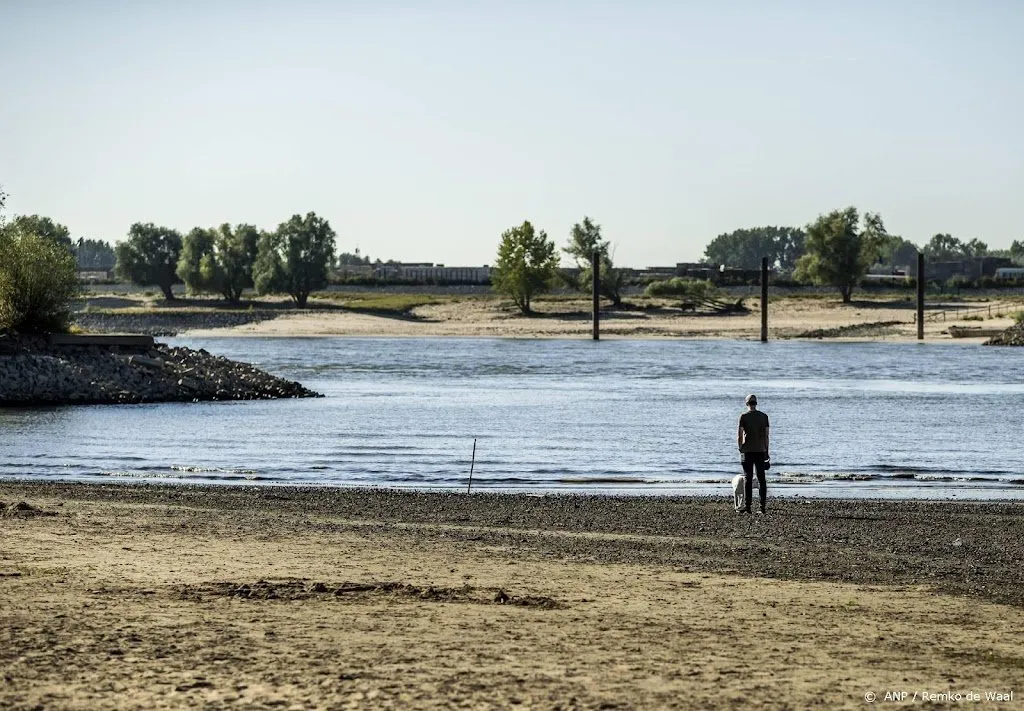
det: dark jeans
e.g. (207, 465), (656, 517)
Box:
(741, 452), (767, 512)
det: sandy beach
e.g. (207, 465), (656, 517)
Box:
(2, 483), (1022, 709)
(166, 293), (1021, 341)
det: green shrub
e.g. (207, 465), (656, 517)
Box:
(947, 274), (975, 290)
(0, 229), (79, 333)
(1012, 311), (1024, 325)
(644, 277), (718, 300)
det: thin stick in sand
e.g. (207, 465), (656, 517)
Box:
(467, 438), (477, 494)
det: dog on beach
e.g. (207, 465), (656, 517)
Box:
(732, 474), (745, 511)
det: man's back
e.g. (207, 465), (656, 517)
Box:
(739, 410), (769, 453)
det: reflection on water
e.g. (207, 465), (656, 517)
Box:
(2, 337), (1023, 499)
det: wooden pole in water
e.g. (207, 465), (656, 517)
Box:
(592, 249), (600, 341)
(760, 257), (769, 343)
(917, 252), (925, 340)
(467, 438), (477, 494)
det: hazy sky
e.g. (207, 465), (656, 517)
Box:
(2, 1), (1022, 267)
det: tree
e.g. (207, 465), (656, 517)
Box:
(703, 226), (806, 272)
(0, 225), (79, 333)
(176, 227), (217, 295)
(114, 223), (183, 300)
(923, 233), (967, 261)
(253, 212), (336, 307)
(492, 221), (559, 314)
(337, 248), (371, 266)
(75, 238), (116, 270)
(8, 214), (72, 250)
(213, 223), (260, 302)
(794, 207), (888, 303)
(177, 224), (260, 302)
(964, 238), (988, 258)
(876, 234), (920, 269)
(563, 216), (624, 307)
(588, 252), (625, 307)
(1010, 240), (1024, 266)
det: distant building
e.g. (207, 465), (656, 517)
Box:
(334, 264), (375, 279)
(995, 267), (1024, 280)
(373, 263), (491, 284)
(926, 256), (1012, 281)
(675, 262), (717, 280)
(863, 273), (911, 285)
(632, 266), (677, 281)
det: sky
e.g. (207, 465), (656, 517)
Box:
(2, 1), (1022, 267)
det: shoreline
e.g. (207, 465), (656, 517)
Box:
(3, 477), (1024, 502)
(3, 481), (1022, 708)
(76, 292), (1022, 342)
(178, 329), (998, 345)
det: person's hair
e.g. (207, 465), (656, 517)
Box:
(745, 394), (757, 406)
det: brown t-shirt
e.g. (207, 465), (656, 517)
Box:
(738, 410), (770, 453)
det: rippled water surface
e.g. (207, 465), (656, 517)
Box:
(3, 337), (1023, 499)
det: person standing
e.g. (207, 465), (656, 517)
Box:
(737, 394), (770, 514)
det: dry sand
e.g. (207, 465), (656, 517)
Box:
(2, 484), (1022, 710)
(183, 295), (1019, 342)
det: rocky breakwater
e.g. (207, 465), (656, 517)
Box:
(73, 309), (279, 337)
(984, 322), (1024, 346)
(0, 335), (321, 405)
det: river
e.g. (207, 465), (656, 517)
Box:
(2, 337), (1022, 499)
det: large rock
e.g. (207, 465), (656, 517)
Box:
(0, 335), (321, 405)
(984, 323), (1024, 346)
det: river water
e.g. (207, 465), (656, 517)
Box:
(2, 337), (1023, 499)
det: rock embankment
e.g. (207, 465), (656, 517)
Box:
(0, 336), (321, 405)
(73, 310), (279, 337)
(985, 323), (1024, 345)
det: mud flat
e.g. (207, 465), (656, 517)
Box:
(1, 483), (1022, 709)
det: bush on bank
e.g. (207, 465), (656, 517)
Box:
(0, 228), (79, 334)
(644, 277), (719, 300)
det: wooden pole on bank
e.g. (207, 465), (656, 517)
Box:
(917, 252), (925, 340)
(760, 257), (769, 343)
(592, 249), (600, 341)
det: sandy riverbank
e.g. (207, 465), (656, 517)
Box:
(177, 295), (1018, 341)
(2, 483), (1022, 709)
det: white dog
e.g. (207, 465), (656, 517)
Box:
(732, 474), (746, 511)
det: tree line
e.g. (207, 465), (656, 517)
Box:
(5, 174), (1024, 332)
(495, 208), (1024, 308)
(494, 209), (894, 310)
(703, 211), (1024, 303)
(706, 221), (1024, 273)
(114, 212), (336, 306)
